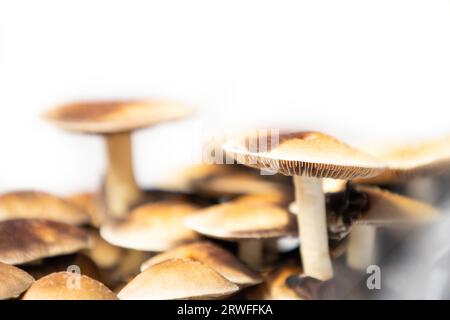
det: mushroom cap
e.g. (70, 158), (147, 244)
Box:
(0, 219), (90, 265)
(22, 272), (117, 300)
(223, 131), (385, 179)
(118, 258), (239, 300)
(100, 201), (201, 251)
(185, 202), (297, 240)
(0, 191), (90, 226)
(356, 136), (450, 184)
(234, 192), (292, 207)
(0, 262), (34, 300)
(43, 100), (194, 134)
(140, 241), (262, 287)
(66, 192), (106, 227)
(83, 230), (123, 269)
(354, 185), (440, 226)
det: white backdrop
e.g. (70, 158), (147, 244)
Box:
(1, 0), (450, 194)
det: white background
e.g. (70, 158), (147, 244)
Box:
(1, 0), (450, 194)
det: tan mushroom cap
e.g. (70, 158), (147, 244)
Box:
(223, 131), (385, 179)
(246, 263), (301, 300)
(0, 262), (34, 300)
(0, 219), (90, 265)
(22, 272), (117, 300)
(356, 136), (450, 184)
(354, 185), (440, 226)
(83, 231), (123, 269)
(100, 201), (201, 251)
(118, 258), (239, 300)
(185, 202), (297, 240)
(234, 192), (291, 207)
(43, 100), (194, 134)
(140, 242), (262, 287)
(66, 192), (106, 227)
(0, 191), (90, 226)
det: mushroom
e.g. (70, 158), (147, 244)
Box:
(0, 219), (90, 265)
(83, 230), (123, 270)
(22, 271), (117, 300)
(140, 241), (262, 288)
(0, 262), (34, 300)
(66, 192), (106, 227)
(43, 100), (193, 217)
(346, 185), (439, 270)
(118, 258), (239, 300)
(100, 201), (201, 252)
(185, 202), (297, 270)
(223, 131), (385, 280)
(0, 191), (90, 226)
(245, 263), (302, 300)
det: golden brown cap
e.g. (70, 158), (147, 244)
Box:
(83, 230), (123, 269)
(0, 191), (90, 226)
(0, 219), (90, 265)
(246, 263), (301, 300)
(185, 202), (297, 240)
(140, 242), (262, 287)
(43, 100), (194, 134)
(0, 262), (34, 300)
(354, 185), (440, 226)
(66, 192), (106, 227)
(234, 192), (291, 207)
(22, 272), (117, 300)
(100, 201), (201, 251)
(118, 258), (239, 300)
(223, 131), (385, 179)
(356, 136), (450, 184)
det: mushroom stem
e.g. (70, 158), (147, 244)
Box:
(238, 239), (263, 270)
(104, 132), (142, 218)
(346, 225), (377, 270)
(293, 176), (333, 280)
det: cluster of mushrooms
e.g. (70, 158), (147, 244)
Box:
(0, 100), (448, 300)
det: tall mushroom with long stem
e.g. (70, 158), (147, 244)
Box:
(43, 100), (193, 218)
(223, 131), (385, 280)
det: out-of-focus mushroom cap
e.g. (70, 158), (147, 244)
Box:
(118, 258), (239, 300)
(140, 241), (262, 287)
(43, 100), (194, 134)
(0, 262), (34, 300)
(0, 191), (90, 226)
(223, 131), (385, 179)
(100, 201), (201, 251)
(66, 192), (106, 227)
(0, 219), (90, 265)
(22, 272), (117, 300)
(185, 202), (297, 240)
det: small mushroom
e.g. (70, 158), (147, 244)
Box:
(0, 219), (90, 265)
(43, 100), (193, 217)
(223, 131), (385, 280)
(0, 262), (34, 300)
(0, 191), (90, 226)
(22, 271), (117, 300)
(118, 258), (239, 300)
(140, 241), (262, 288)
(346, 185), (439, 270)
(100, 201), (201, 252)
(185, 202), (297, 270)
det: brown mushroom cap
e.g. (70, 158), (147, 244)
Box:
(100, 201), (201, 251)
(354, 185), (440, 226)
(0, 191), (90, 226)
(66, 192), (106, 227)
(185, 202), (297, 240)
(43, 100), (194, 134)
(0, 262), (34, 300)
(234, 192), (292, 207)
(223, 131), (385, 179)
(83, 230), (123, 269)
(0, 219), (90, 265)
(118, 258), (239, 300)
(356, 136), (450, 184)
(140, 241), (262, 287)
(22, 272), (117, 300)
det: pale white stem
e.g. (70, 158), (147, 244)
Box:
(238, 239), (263, 270)
(346, 224), (377, 270)
(104, 132), (142, 218)
(293, 175), (333, 280)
